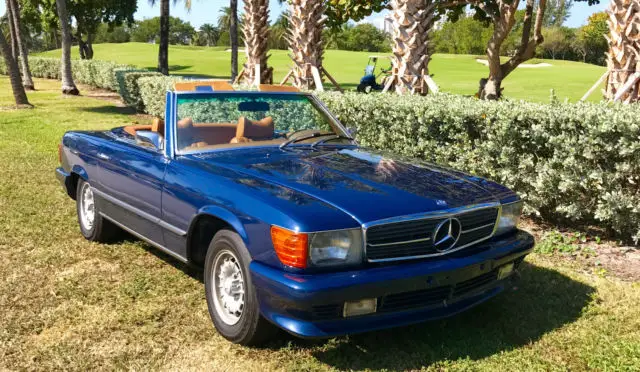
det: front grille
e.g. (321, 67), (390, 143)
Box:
(365, 207), (499, 261)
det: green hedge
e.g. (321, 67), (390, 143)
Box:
(119, 71), (163, 111)
(0, 57), (135, 91)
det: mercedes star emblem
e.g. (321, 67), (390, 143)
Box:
(433, 218), (462, 252)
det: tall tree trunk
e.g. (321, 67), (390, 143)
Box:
(605, 0), (640, 102)
(158, 0), (169, 75)
(55, 0), (79, 95)
(6, 0), (18, 59)
(288, 0), (326, 89)
(230, 0), (239, 81)
(7, 0), (34, 90)
(242, 0), (271, 84)
(389, 0), (436, 94)
(478, 0), (546, 100)
(0, 28), (31, 107)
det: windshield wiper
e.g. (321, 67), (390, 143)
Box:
(310, 134), (353, 148)
(279, 131), (330, 149)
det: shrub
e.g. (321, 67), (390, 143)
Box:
(0, 57), (134, 91)
(317, 92), (640, 243)
(119, 71), (164, 111)
(137, 75), (179, 117)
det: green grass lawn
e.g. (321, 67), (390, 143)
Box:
(1, 77), (639, 370)
(35, 42), (607, 103)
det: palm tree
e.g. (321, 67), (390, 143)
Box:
(230, 0), (239, 81)
(149, 0), (192, 75)
(0, 28), (30, 106)
(6, 0), (34, 90)
(199, 23), (219, 46)
(242, 0), (271, 84)
(55, 0), (79, 95)
(149, 0), (170, 75)
(288, 0), (326, 89)
(218, 5), (241, 80)
(388, 0), (435, 94)
(605, 0), (640, 102)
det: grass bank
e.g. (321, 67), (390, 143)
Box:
(35, 42), (606, 103)
(0, 77), (638, 370)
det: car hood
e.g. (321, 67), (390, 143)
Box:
(190, 147), (515, 224)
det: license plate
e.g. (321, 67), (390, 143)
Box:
(498, 262), (515, 280)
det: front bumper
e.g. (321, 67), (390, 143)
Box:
(250, 230), (534, 338)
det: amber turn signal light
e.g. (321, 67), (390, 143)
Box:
(271, 226), (308, 268)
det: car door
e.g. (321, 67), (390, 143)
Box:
(94, 138), (167, 246)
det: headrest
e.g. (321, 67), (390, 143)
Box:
(152, 117), (165, 135)
(177, 117), (193, 129)
(235, 116), (274, 140)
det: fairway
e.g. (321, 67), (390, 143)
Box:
(35, 42), (607, 103)
(1, 77), (639, 370)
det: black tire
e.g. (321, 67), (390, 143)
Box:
(204, 229), (276, 345)
(75, 179), (120, 242)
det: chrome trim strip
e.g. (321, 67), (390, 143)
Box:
(363, 202), (501, 263)
(461, 222), (496, 234)
(100, 212), (188, 263)
(362, 202), (500, 229)
(93, 188), (188, 237)
(367, 236), (431, 247)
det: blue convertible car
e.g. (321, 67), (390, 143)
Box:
(56, 82), (534, 345)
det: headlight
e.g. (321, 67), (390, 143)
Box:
(309, 229), (363, 267)
(495, 200), (523, 236)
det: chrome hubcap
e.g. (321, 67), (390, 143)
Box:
(79, 183), (95, 230)
(212, 250), (245, 325)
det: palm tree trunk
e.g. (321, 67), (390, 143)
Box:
(6, 0), (18, 59)
(158, 0), (169, 75)
(7, 0), (34, 90)
(55, 0), (79, 95)
(389, 0), (435, 94)
(242, 0), (271, 84)
(605, 0), (640, 102)
(288, 0), (326, 89)
(0, 28), (31, 107)
(230, 0), (239, 81)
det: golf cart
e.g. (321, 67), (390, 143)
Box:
(357, 56), (393, 93)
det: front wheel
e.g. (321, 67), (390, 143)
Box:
(204, 230), (276, 345)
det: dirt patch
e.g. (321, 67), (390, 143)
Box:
(77, 83), (126, 106)
(521, 217), (640, 282)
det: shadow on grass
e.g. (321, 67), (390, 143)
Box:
(308, 262), (595, 370)
(126, 238), (594, 369)
(79, 105), (137, 115)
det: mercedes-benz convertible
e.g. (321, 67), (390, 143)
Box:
(56, 82), (534, 345)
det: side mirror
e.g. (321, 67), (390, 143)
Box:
(136, 130), (164, 151)
(346, 127), (357, 139)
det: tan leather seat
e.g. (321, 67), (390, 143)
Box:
(152, 117), (165, 136)
(177, 117), (238, 148)
(230, 116), (274, 143)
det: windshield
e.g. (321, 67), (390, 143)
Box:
(175, 93), (351, 153)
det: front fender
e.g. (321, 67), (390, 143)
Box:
(191, 205), (249, 243)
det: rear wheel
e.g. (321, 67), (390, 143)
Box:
(204, 230), (276, 345)
(76, 179), (120, 242)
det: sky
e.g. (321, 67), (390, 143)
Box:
(0, 0), (610, 30)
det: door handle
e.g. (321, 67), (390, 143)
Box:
(97, 152), (110, 160)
